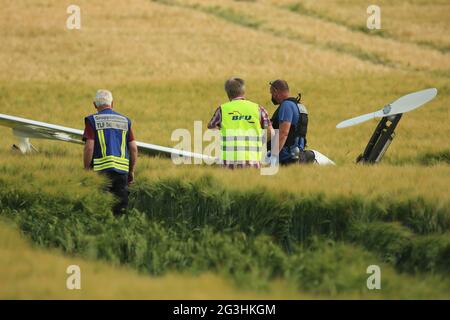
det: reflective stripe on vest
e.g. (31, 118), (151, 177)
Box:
(220, 100), (263, 162)
(93, 155), (129, 172)
(121, 130), (127, 158)
(98, 130), (107, 158)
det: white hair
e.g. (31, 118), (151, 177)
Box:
(94, 89), (113, 107)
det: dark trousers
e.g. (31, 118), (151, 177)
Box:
(101, 171), (129, 215)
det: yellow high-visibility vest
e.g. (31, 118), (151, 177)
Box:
(220, 99), (263, 162)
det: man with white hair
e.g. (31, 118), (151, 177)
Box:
(83, 89), (138, 215)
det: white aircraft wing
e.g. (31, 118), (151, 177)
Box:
(311, 150), (336, 166)
(0, 113), (334, 165)
(0, 113), (84, 144)
(0, 113), (214, 160)
(135, 141), (215, 161)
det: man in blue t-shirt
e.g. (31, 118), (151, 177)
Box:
(268, 79), (313, 165)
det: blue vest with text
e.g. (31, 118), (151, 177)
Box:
(85, 109), (131, 174)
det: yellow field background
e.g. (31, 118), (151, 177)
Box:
(0, 0), (449, 299)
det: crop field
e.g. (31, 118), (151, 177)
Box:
(0, 0), (449, 299)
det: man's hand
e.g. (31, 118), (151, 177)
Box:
(128, 171), (135, 185)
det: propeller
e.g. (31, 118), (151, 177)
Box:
(336, 88), (438, 129)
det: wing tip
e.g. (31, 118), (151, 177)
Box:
(423, 87), (438, 97)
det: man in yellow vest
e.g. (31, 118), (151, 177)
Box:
(207, 77), (271, 169)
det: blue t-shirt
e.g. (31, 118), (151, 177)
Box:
(278, 100), (299, 126)
(277, 100), (305, 162)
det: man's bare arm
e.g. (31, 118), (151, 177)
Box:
(128, 140), (138, 183)
(279, 121), (291, 151)
(207, 107), (221, 129)
(277, 121), (291, 153)
(83, 139), (95, 170)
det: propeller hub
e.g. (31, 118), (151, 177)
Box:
(382, 104), (392, 115)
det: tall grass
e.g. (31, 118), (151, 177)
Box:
(1, 183), (449, 297)
(1, 221), (314, 299)
(128, 175), (450, 273)
(1, 154), (449, 286)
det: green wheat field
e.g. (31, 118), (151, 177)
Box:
(0, 0), (449, 299)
